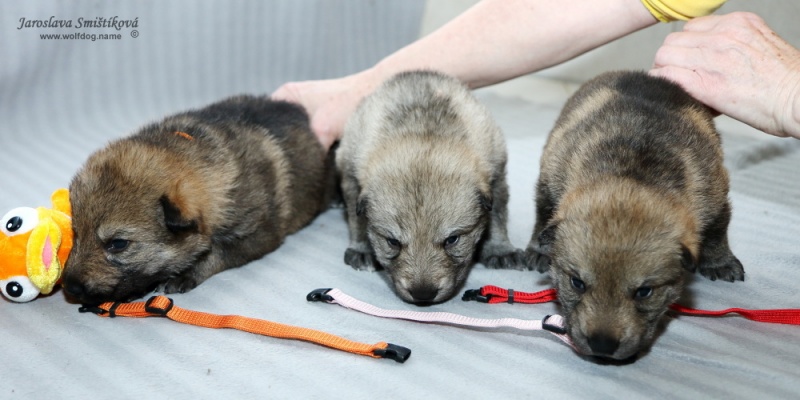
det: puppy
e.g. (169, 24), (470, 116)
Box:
(63, 95), (334, 304)
(525, 71), (744, 360)
(337, 70), (523, 304)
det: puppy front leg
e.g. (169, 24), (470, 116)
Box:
(161, 250), (227, 294)
(478, 173), (524, 270)
(524, 179), (556, 272)
(696, 202), (745, 282)
(341, 173), (378, 271)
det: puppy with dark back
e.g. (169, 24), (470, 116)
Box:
(337, 70), (523, 305)
(525, 71), (744, 361)
(63, 95), (334, 304)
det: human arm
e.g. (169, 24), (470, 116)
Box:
(273, 0), (658, 149)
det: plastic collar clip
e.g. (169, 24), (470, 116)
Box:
(78, 304), (108, 315)
(144, 296), (174, 316)
(461, 288), (515, 303)
(374, 343), (412, 363)
(461, 289), (492, 303)
(542, 315), (568, 334)
(79, 301), (123, 317)
(306, 288), (335, 303)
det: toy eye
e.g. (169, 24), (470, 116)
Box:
(1, 207), (39, 237)
(386, 237), (401, 249)
(105, 239), (130, 254)
(634, 286), (653, 300)
(0, 276), (41, 303)
(570, 276), (586, 293)
(443, 235), (460, 247)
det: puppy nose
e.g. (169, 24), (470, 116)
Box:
(587, 334), (620, 356)
(63, 280), (86, 298)
(408, 286), (439, 302)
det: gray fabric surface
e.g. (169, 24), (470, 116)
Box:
(2, 2), (799, 399)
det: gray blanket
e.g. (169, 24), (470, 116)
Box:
(1, 1), (798, 399)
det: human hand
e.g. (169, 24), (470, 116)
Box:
(651, 12), (800, 139)
(271, 71), (380, 150)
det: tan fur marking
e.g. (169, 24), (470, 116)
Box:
(258, 128), (292, 231)
(548, 88), (615, 144)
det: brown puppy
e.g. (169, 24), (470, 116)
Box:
(337, 70), (523, 305)
(63, 95), (333, 304)
(525, 71), (744, 361)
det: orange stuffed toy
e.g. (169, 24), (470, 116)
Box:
(0, 189), (72, 302)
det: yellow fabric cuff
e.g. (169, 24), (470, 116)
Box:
(641, 0), (727, 22)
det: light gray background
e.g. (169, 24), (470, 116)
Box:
(1, 1), (798, 399)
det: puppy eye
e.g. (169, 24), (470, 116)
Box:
(634, 286), (653, 300)
(386, 237), (401, 249)
(1, 207), (39, 237)
(105, 239), (130, 254)
(443, 235), (460, 247)
(570, 276), (586, 293)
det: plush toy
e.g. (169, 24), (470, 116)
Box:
(0, 189), (72, 302)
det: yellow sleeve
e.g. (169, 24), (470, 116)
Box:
(641, 0), (727, 22)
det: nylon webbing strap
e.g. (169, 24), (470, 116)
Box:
(79, 295), (411, 362)
(668, 304), (800, 325)
(463, 285), (800, 326)
(462, 285), (558, 304)
(307, 288), (575, 348)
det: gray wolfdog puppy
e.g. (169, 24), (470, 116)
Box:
(63, 95), (334, 304)
(337, 70), (523, 304)
(525, 71), (743, 361)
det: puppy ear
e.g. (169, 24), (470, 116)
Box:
(160, 195), (198, 233)
(532, 221), (558, 260)
(538, 222), (558, 247)
(680, 244), (698, 272)
(477, 190), (492, 211)
(356, 195), (368, 216)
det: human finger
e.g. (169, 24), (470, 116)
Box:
(680, 13), (724, 32)
(652, 43), (706, 70)
(658, 30), (713, 49)
(270, 82), (298, 102)
(683, 12), (769, 38)
(648, 66), (722, 116)
(648, 65), (700, 91)
(311, 116), (339, 151)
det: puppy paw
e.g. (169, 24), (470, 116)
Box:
(344, 247), (378, 272)
(479, 243), (526, 270)
(162, 276), (200, 294)
(523, 247), (551, 273)
(482, 250), (526, 270)
(697, 254), (745, 282)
